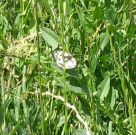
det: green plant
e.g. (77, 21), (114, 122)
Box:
(0, 0), (136, 135)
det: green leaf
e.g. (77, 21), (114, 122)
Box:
(99, 77), (110, 101)
(97, 33), (109, 57)
(39, 0), (53, 16)
(79, 96), (91, 115)
(75, 129), (88, 135)
(125, 75), (136, 95)
(50, 62), (64, 74)
(108, 121), (112, 135)
(57, 81), (85, 94)
(105, 7), (117, 24)
(0, 34), (8, 49)
(57, 116), (65, 127)
(110, 87), (116, 110)
(91, 56), (98, 73)
(40, 28), (59, 50)
(69, 85), (84, 94)
(93, 6), (104, 20)
(100, 34), (109, 51)
(9, 121), (23, 135)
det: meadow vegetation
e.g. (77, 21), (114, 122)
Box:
(0, 0), (136, 135)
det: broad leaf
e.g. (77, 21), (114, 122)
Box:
(99, 77), (110, 101)
(75, 129), (88, 135)
(57, 116), (65, 127)
(41, 28), (59, 50)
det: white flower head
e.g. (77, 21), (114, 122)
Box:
(53, 50), (77, 69)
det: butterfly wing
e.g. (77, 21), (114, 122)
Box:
(53, 51), (77, 69)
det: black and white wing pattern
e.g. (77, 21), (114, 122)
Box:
(53, 50), (77, 69)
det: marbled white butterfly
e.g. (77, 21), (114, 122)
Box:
(53, 50), (77, 69)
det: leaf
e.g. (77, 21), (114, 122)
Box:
(93, 6), (104, 20)
(40, 28), (59, 50)
(105, 7), (117, 24)
(0, 34), (8, 49)
(69, 85), (84, 94)
(125, 75), (136, 95)
(100, 34), (109, 51)
(110, 87), (116, 110)
(75, 129), (88, 135)
(108, 121), (112, 135)
(97, 32), (109, 57)
(57, 81), (85, 94)
(50, 62), (64, 74)
(9, 121), (23, 135)
(39, 0), (53, 16)
(57, 116), (65, 127)
(99, 77), (110, 101)
(79, 96), (91, 115)
(91, 56), (98, 73)
(66, 70), (82, 79)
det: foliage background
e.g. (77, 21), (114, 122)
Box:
(0, 0), (136, 135)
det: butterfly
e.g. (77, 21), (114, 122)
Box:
(53, 50), (77, 69)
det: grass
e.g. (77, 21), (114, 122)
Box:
(0, 0), (136, 135)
